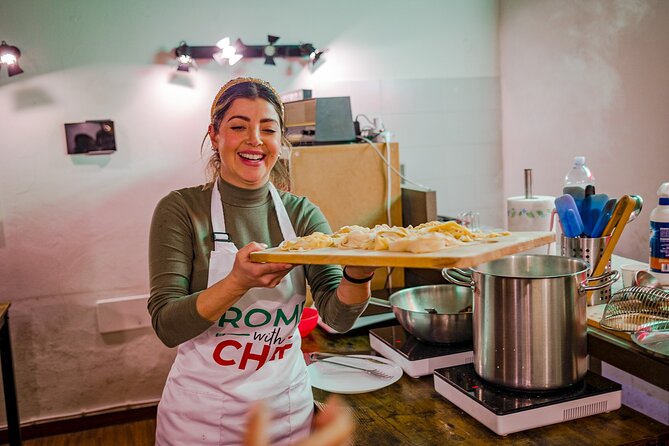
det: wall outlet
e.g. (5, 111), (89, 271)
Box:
(96, 294), (151, 334)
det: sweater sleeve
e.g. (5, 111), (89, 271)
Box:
(148, 191), (213, 347)
(286, 196), (369, 333)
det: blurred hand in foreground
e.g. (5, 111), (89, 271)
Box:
(244, 395), (354, 446)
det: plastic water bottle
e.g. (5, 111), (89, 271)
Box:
(650, 182), (669, 283)
(563, 156), (595, 211)
(563, 156), (595, 191)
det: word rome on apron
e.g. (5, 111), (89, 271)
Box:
(213, 300), (306, 370)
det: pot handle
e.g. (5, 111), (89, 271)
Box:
(581, 270), (620, 292)
(368, 297), (392, 308)
(442, 268), (474, 287)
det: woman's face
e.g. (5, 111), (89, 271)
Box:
(209, 97), (282, 189)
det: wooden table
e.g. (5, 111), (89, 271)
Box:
(302, 326), (669, 446)
(0, 303), (21, 445)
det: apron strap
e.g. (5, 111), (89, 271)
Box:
(210, 182), (230, 251)
(210, 181), (297, 249)
(268, 183), (297, 242)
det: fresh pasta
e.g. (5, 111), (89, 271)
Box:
(277, 232), (333, 251)
(278, 221), (510, 253)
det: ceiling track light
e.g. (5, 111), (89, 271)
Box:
(0, 41), (24, 77)
(174, 41), (195, 72)
(236, 35), (324, 66)
(171, 35), (325, 72)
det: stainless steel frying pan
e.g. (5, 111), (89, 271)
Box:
(369, 285), (473, 344)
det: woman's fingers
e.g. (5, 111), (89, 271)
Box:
(243, 401), (270, 446)
(231, 243), (295, 289)
(302, 396), (354, 446)
(240, 241), (269, 255)
(244, 396), (355, 446)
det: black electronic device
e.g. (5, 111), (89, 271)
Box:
(284, 97), (356, 145)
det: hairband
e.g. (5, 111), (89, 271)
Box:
(210, 77), (284, 122)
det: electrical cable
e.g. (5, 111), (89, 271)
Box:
(356, 136), (433, 191)
(358, 134), (401, 288)
(383, 267), (395, 290)
(357, 134), (437, 289)
(355, 114), (376, 127)
(384, 136), (392, 226)
(355, 114), (386, 140)
(347, 135), (436, 290)
(384, 135), (393, 289)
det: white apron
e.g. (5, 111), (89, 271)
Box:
(155, 183), (313, 446)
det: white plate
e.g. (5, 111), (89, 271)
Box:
(307, 355), (402, 394)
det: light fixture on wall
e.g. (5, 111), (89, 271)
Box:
(172, 35), (325, 71)
(212, 37), (243, 66)
(174, 38), (242, 72)
(175, 41), (193, 72)
(234, 35), (325, 66)
(0, 41), (24, 77)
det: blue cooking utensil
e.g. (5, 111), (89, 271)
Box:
(581, 193), (609, 236)
(564, 209), (584, 238)
(555, 194), (584, 238)
(562, 186), (586, 214)
(590, 198), (617, 238)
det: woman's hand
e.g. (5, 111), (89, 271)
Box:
(308, 396), (355, 445)
(196, 242), (295, 322)
(244, 396), (354, 446)
(226, 242), (295, 293)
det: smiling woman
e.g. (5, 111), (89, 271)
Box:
(148, 77), (380, 445)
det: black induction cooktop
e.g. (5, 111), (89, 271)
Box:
(434, 363), (622, 416)
(369, 325), (472, 361)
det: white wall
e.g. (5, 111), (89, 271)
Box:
(0, 0), (500, 424)
(500, 0), (669, 261)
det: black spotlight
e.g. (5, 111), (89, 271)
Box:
(264, 35), (280, 65)
(0, 41), (24, 77)
(174, 41), (193, 72)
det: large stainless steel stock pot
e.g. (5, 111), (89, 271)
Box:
(443, 254), (619, 390)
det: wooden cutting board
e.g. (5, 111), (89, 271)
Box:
(250, 231), (555, 269)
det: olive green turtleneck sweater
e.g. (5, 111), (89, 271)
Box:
(148, 179), (367, 347)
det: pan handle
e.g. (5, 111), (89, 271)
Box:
(441, 268), (474, 287)
(581, 270), (620, 292)
(368, 297), (392, 308)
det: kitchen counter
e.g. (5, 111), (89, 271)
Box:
(586, 255), (669, 392)
(302, 326), (668, 445)
(587, 303), (669, 393)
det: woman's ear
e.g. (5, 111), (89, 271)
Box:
(279, 145), (291, 160)
(208, 124), (218, 147)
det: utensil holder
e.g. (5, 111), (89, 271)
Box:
(561, 235), (612, 305)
